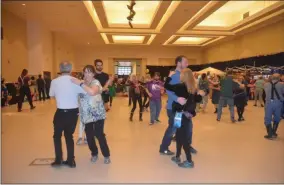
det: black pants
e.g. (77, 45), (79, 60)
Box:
(109, 96), (113, 106)
(236, 105), (245, 119)
(85, 119), (110, 157)
(143, 95), (149, 108)
(45, 87), (50, 99)
(131, 95), (143, 114)
(38, 88), (45, 101)
(53, 108), (78, 162)
(128, 92), (132, 106)
(17, 86), (33, 110)
(176, 117), (192, 162)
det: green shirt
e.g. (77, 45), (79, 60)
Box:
(255, 79), (264, 89)
(220, 76), (239, 98)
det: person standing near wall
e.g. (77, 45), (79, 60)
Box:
(36, 75), (46, 101)
(17, 69), (36, 112)
(44, 74), (51, 100)
(254, 76), (265, 107)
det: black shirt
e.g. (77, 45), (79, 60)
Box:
(95, 72), (109, 87)
(18, 76), (30, 87)
(36, 78), (45, 89)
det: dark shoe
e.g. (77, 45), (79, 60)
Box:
(254, 104), (257, 107)
(30, 106), (36, 110)
(241, 117), (245, 121)
(129, 113), (133, 122)
(190, 146), (197, 154)
(216, 119), (220, 122)
(160, 149), (174, 155)
(63, 160), (76, 168)
(18, 109), (22, 112)
(139, 118), (143, 121)
(261, 104), (264, 107)
(231, 119), (236, 123)
(139, 113), (143, 121)
(272, 122), (279, 138)
(51, 160), (62, 167)
(264, 124), (274, 140)
(171, 156), (181, 164)
(155, 120), (161, 123)
(238, 118), (242, 122)
(214, 108), (217, 114)
(178, 160), (194, 168)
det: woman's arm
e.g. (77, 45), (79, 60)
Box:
(71, 78), (101, 96)
(164, 77), (178, 93)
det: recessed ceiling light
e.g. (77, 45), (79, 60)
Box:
(87, 42), (90, 45)
(22, 4), (26, 6)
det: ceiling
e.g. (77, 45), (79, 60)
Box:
(2, 1), (284, 47)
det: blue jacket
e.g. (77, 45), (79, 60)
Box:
(166, 70), (180, 110)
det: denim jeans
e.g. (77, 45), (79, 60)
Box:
(160, 109), (177, 152)
(217, 96), (235, 120)
(149, 99), (162, 123)
(264, 100), (282, 125)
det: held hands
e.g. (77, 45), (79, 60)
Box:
(197, 90), (206, 96)
(169, 70), (175, 77)
(71, 77), (84, 86)
(148, 93), (153, 98)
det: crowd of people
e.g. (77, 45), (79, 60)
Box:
(1, 55), (284, 169)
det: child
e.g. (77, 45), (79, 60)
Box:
(164, 68), (203, 168)
(145, 72), (164, 125)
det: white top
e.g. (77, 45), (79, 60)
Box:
(49, 75), (86, 109)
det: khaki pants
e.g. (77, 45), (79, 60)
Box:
(254, 88), (264, 106)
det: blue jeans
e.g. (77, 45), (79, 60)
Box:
(149, 99), (162, 123)
(282, 101), (284, 118)
(160, 109), (177, 152)
(264, 100), (282, 126)
(217, 96), (235, 120)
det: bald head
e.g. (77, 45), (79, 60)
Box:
(60, 61), (72, 74)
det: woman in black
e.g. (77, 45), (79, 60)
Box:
(164, 68), (202, 168)
(234, 76), (247, 122)
(129, 75), (143, 122)
(211, 75), (221, 113)
(17, 69), (36, 112)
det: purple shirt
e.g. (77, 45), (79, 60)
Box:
(146, 80), (163, 101)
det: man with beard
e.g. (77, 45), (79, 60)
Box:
(94, 59), (110, 111)
(159, 55), (197, 155)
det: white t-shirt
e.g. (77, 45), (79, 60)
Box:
(49, 75), (86, 109)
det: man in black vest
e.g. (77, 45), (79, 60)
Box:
(36, 74), (45, 101)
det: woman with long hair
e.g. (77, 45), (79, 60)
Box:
(164, 68), (203, 168)
(129, 74), (143, 122)
(17, 69), (36, 112)
(197, 73), (209, 112)
(211, 75), (221, 113)
(71, 65), (111, 164)
(233, 75), (248, 122)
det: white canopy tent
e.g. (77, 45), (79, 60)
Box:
(197, 67), (225, 75)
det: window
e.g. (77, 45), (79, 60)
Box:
(117, 66), (132, 75)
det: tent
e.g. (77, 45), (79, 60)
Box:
(197, 67), (225, 75)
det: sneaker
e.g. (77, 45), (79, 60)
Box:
(104, 157), (111, 164)
(76, 138), (83, 145)
(171, 156), (181, 164)
(30, 106), (36, 110)
(261, 104), (264, 107)
(216, 119), (220, 122)
(178, 160), (194, 168)
(190, 146), (197, 154)
(160, 149), (174, 155)
(84, 138), (88, 144)
(155, 120), (161, 123)
(91, 155), (98, 163)
(51, 160), (62, 167)
(254, 104), (257, 107)
(149, 122), (154, 125)
(231, 119), (236, 123)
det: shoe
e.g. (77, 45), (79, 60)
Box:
(139, 113), (143, 121)
(84, 138), (88, 144)
(76, 138), (83, 145)
(171, 156), (181, 164)
(139, 118), (143, 121)
(178, 160), (194, 168)
(155, 120), (161, 123)
(264, 124), (274, 140)
(261, 104), (264, 107)
(149, 122), (154, 126)
(241, 117), (245, 121)
(231, 119), (236, 123)
(190, 146), (197, 154)
(104, 157), (111, 164)
(30, 106), (36, 110)
(51, 160), (62, 167)
(272, 122), (279, 138)
(63, 160), (76, 168)
(216, 119), (220, 122)
(18, 109), (22, 112)
(160, 149), (174, 155)
(254, 104), (257, 107)
(214, 108), (217, 114)
(238, 118), (241, 122)
(129, 112), (134, 122)
(91, 155), (98, 163)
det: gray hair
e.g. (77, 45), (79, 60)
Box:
(59, 61), (72, 73)
(272, 73), (280, 81)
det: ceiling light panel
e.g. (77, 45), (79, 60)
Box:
(112, 35), (145, 44)
(102, 1), (161, 28)
(173, 37), (210, 45)
(197, 1), (279, 27)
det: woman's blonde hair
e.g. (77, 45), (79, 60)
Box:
(180, 68), (196, 94)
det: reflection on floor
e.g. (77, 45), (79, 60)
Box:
(1, 97), (284, 183)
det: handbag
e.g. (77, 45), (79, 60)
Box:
(173, 112), (182, 128)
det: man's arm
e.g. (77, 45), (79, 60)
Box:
(102, 74), (110, 91)
(49, 80), (55, 97)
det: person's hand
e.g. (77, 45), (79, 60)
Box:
(169, 70), (175, 77)
(198, 90), (205, 96)
(177, 97), (186, 105)
(71, 78), (83, 85)
(103, 87), (109, 92)
(148, 93), (153, 98)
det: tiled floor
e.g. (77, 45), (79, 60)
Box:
(1, 97), (284, 183)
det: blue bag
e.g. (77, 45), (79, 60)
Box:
(173, 112), (182, 128)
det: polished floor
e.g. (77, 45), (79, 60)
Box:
(1, 96), (284, 183)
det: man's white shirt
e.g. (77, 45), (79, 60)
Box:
(49, 75), (86, 109)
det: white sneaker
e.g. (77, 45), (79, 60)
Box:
(76, 138), (83, 145)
